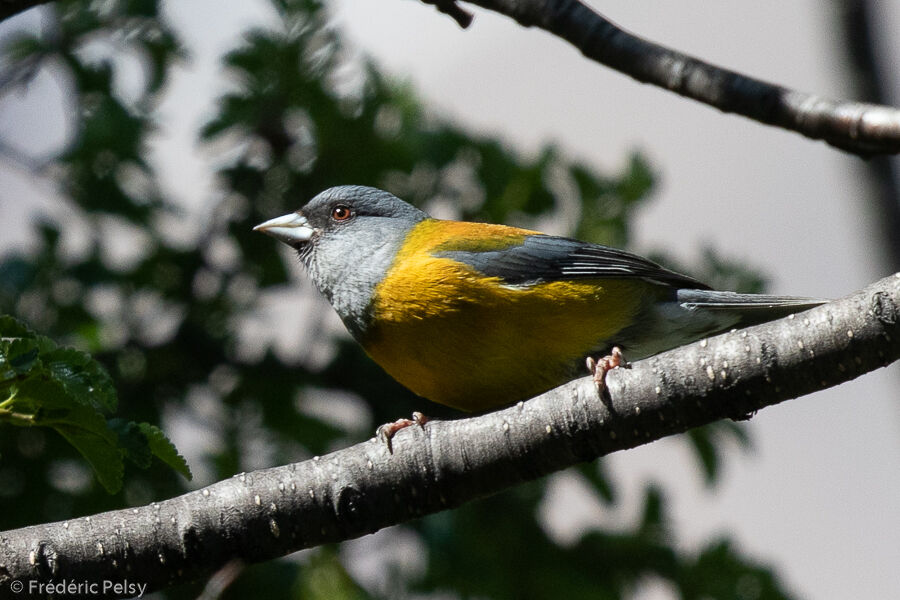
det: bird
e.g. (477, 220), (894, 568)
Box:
(255, 185), (824, 432)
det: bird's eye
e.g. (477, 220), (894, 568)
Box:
(331, 205), (353, 221)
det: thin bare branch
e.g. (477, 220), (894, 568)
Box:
(436, 0), (900, 157)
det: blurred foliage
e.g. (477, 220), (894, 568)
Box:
(0, 0), (793, 598)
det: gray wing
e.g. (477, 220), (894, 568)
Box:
(434, 234), (710, 290)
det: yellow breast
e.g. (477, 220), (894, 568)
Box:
(363, 219), (647, 412)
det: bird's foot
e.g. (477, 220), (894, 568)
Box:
(376, 411), (429, 453)
(586, 346), (627, 395)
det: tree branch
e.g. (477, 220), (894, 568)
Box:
(839, 0), (900, 269)
(435, 0), (900, 157)
(1, 273), (898, 597)
(421, 0), (474, 28)
(0, 0), (48, 22)
(6, 1), (900, 156)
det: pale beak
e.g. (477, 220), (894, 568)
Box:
(253, 212), (314, 245)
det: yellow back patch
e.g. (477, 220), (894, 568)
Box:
(364, 219), (649, 411)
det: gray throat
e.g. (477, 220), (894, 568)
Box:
(302, 217), (415, 339)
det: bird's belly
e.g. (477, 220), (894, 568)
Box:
(364, 272), (646, 412)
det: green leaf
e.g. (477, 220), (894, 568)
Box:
(677, 539), (796, 600)
(36, 398), (125, 494)
(44, 347), (117, 413)
(6, 339), (40, 375)
(7, 377), (65, 415)
(53, 423), (124, 494)
(3, 34), (47, 63)
(109, 418), (153, 469)
(0, 314), (190, 491)
(686, 421), (752, 487)
(137, 422), (192, 480)
(687, 426), (719, 486)
(616, 152), (655, 203)
(576, 460), (617, 504)
(0, 314), (38, 338)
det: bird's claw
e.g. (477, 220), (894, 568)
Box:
(587, 346), (627, 395)
(376, 411), (429, 453)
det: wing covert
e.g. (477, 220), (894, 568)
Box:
(434, 234), (710, 290)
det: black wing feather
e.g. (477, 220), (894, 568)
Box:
(435, 235), (710, 290)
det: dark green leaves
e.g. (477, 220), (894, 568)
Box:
(676, 539), (796, 600)
(686, 421), (752, 487)
(135, 423), (191, 478)
(0, 315), (190, 493)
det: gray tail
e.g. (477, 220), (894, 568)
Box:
(676, 289), (827, 325)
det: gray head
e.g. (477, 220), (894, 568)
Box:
(254, 186), (428, 338)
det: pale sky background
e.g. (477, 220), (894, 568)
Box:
(1, 1), (899, 599)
